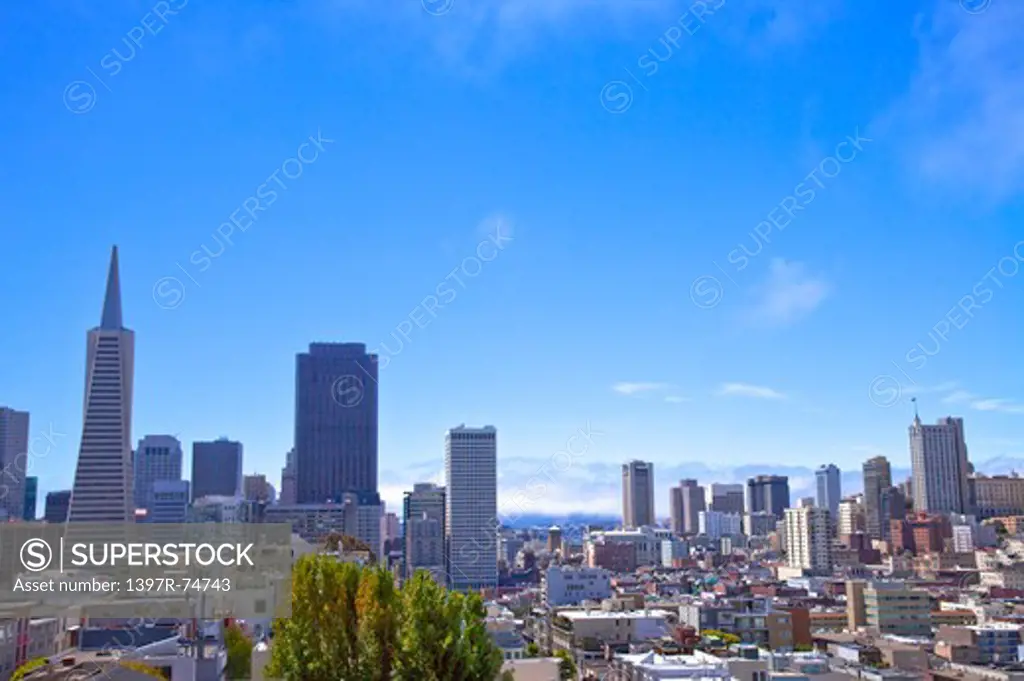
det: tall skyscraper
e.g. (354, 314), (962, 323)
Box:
(279, 448), (296, 505)
(863, 456), (892, 540)
(708, 483), (745, 514)
(23, 476), (37, 521)
(68, 247), (135, 523)
(404, 482), (446, 582)
(910, 415), (971, 514)
(622, 460), (655, 528)
(191, 438), (243, 500)
(816, 464), (841, 518)
(445, 425), (498, 591)
(747, 475), (790, 519)
(44, 490), (71, 524)
(0, 407), (29, 521)
(295, 343), (378, 503)
(673, 479), (705, 534)
(784, 506), (832, 575)
(132, 435), (183, 511)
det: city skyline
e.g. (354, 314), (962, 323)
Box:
(3, 2), (1024, 519)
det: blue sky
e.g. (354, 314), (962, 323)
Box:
(2, 0), (1023, 517)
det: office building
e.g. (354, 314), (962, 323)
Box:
(265, 493), (382, 547)
(44, 490), (71, 523)
(243, 473), (271, 502)
(816, 464), (841, 518)
(68, 247), (135, 523)
(279, 448), (296, 505)
(132, 435), (183, 511)
(381, 510), (401, 556)
(747, 475), (790, 519)
(863, 456), (892, 540)
(972, 474), (1024, 519)
(879, 486), (907, 543)
(698, 510), (742, 539)
(0, 407), (28, 522)
(909, 415), (971, 514)
(784, 506), (832, 575)
(708, 483), (745, 514)
(547, 526), (562, 554)
(404, 482), (446, 581)
(191, 438), (243, 500)
(148, 480), (190, 524)
(622, 460), (655, 528)
(23, 476), (37, 521)
(744, 511), (777, 537)
(864, 582), (931, 637)
(445, 425), (498, 591)
(295, 343), (378, 503)
(670, 479), (705, 535)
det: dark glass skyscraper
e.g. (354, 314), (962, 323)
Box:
(295, 343), (379, 503)
(746, 475), (790, 519)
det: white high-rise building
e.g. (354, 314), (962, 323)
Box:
(445, 425), (497, 591)
(0, 407), (29, 521)
(622, 460), (655, 528)
(909, 415), (971, 514)
(68, 247), (135, 523)
(698, 510), (742, 539)
(784, 506), (832, 575)
(133, 435), (183, 511)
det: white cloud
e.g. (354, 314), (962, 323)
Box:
(613, 382), (671, 396)
(885, 1), (1024, 201)
(942, 389), (976, 404)
(664, 395), (688, 403)
(970, 398), (1024, 415)
(746, 258), (830, 325)
(716, 382), (786, 400)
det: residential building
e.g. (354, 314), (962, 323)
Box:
(679, 596), (795, 649)
(816, 464), (841, 518)
(863, 456), (892, 540)
(551, 608), (669, 662)
(973, 474), (1024, 519)
(43, 490), (71, 523)
(147, 479), (190, 524)
(744, 511), (777, 537)
(864, 582), (931, 637)
(68, 247), (135, 523)
(586, 536), (637, 572)
(608, 651), (733, 681)
(623, 460), (656, 528)
(937, 624), (1024, 664)
(23, 476), (37, 521)
(542, 566), (611, 606)
(279, 448), (296, 505)
(909, 415), (972, 514)
(838, 496), (865, 539)
(380, 510), (400, 556)
(847, 580), (868, 630)
(699, 510), (743, 539)
(132, 434), (183, 511)
(891, 512), (951, 555)
(191, 438), (243, 500)
(404, 482), (445, 581)
(445, 425), (498, 591)
(0, 407), (28, 522)
(784, 506), (832, 575)
(709, 483), (745, 514)
(294, 343), (379, 503)
(747, 475), (790, 519)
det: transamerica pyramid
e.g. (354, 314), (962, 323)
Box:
(67, 246), (135, 523)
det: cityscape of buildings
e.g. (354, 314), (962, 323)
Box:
(4, 248), (1024, 681)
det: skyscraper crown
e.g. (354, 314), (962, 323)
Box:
(100, 245), (123, 330)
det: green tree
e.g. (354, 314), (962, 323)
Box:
(119, 660), (169, 679)
(554, 649), (576, 680)
(268, 557), (503, 681)
(394, 571), (504, 680)
(525, 642), (540, 658)
(224, 623), (253, 679)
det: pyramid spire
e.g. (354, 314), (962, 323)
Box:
(100, 245), (123, 330)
